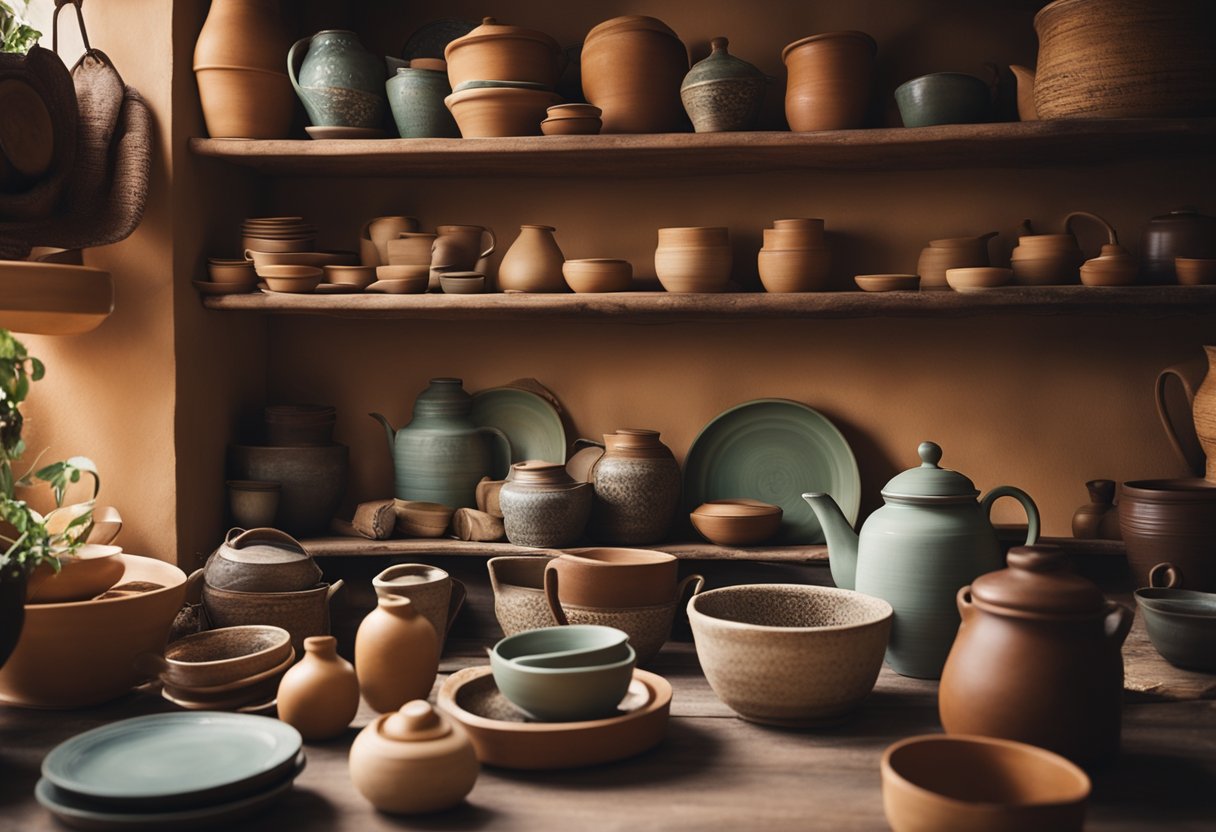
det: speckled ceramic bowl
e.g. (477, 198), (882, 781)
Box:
(688, 583), (893, 726)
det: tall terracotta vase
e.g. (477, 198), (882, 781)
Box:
(194, 0), (295, 138)
(497, 225), (565, 293)
(781, 31), (876, 132)
(354, 596), (439, 713)
(276, 635), (359, 740)
(1195, 346), (1216, 482)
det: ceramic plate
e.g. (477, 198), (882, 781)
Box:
(42, 713), (302, 808)
(471, 387), (566, 470)
(192, 280), (255, 296)
(683, 399), (860, 544)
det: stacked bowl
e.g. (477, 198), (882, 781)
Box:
(241, 217), (315, 254)
(654, 226), (732, 293)
(757, 218), (831, 292)
(148, 625), (294, 711)
(541, 103), (603, 136)
(1135, 577), (1216, 672)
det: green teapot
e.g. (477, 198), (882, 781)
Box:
(803, 441), (1039, 679)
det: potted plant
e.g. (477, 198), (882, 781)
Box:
(0, 328), (96, 668)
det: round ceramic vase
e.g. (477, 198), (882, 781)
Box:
(386, 67), (458, 138)
(587, 430), (681, 545)
(289, 30), (387, 128)
(276, 636), (359, 741)
(354, 596), (440, 714)
(497, 225), (565, 293)
(680, 38), (766, 133)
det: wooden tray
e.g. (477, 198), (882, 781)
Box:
(436, 666), (671, 770)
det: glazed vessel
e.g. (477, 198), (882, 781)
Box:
(371, 378), (510, 508)
(386, 66), (458, 138)
(680, 38), (765, 133)
(1010, 212), (1115, 286)
(372, 563), (466, 649)
(916, 232), (996, 290)
(805, 440), (1039, 678)
(276, 635), (359, 740)
(350, 700), (478, 814)
(1071, 479), (1120, 540)
(583, 429), (681, 544)
(1140, 209), (1216, 284)
(1119, 478), (1216, 590)
(940, 546), (1132, 764)
(497, 225), (565, 293)
(654, 226), (731, 293)
(545, 548), (678, 608)
(1135, 578), (1216, 672)
(782, 31), (876, 132)
(443, 17), (560, 92)
(202, 526), (321, 594)
(289, 30), (387, 129)
(582, 16), (689, 133)
(355, 595), (440, 713)
(499, 461), (592, 547)
(895, 72), (990, 128)
(445, 86), (562, 138)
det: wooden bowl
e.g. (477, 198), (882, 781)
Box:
(445, 87), (563, 138)
(691, 502), (782, 546)
(946, 267), (1013, 292)
(393, 499), (455, 538)
(25, 545), (125, 604)
(855, 274), (920, 292)
(562, 259), (633, 293)
(1175, 258), (1216, 286)
(540, 117), (601, 136)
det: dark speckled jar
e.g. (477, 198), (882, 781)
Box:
(289, 30), (387, 128)
(679, 37), (765, 132)
(500, 462), (592, 547)
(588, 429), (681, 545)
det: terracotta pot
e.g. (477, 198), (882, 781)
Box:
(940, 546), (1133, 765)
(1119, 479), (1216, 591)
(562, 259), (632, 293)
(277, 635), (359, 741)
(444, 17), (560, 92)
(772, 218), (825, 245)
(1195, 346), (1216, 482)
(497, 225), (565, 293)
(1033, 0), (1216, 119)
(1071, 479), (1121, 540)
(355, 595), (440, 713)
(500, 462), (592, 547)
(585, 430), (681, 545)
(782, 31), (876, 132)
(654, 226), (731, 293)
(758, 248), (831, 292)
(227, 444), (348, 537)
(445, 86), (562, 138)
(540, 116), (600, 135)
(581, 16), (689, 134)
(1140, 209), (1216, 284)
(289, 30), (387, 129)
(544, 547), (678, 608)
(680, 37), (766, 133)
(916, 232), (996, 290)
(361, 215), (420, 266)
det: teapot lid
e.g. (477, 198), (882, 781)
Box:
(971, 546), (1106, 615)
(214, 527), (314, 566)
(681, 38), (763, 89)
(881, 442), (980, 503)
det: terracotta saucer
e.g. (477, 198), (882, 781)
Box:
(854, 274), (920, 292)
(193, 280), (256, 296)
(304, 126), (388, 140)
(437, 666), (671, 770)
(946, 267), (1014, 292)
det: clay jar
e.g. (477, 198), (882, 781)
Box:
(444, 17), (561, 92)
(940, 546), (1133, 765)
(1141, 209), (1216, 284)
(497, 225), (565, 293)
(499, 461), (592, 547)
(1119, 479), (1216, 591)
(1010, 212), (1115, 286)
(916, 233), (996, 290)
(387, 66), (458, 139)
(585, 430), (681, 545)
(361, 216), (420, 266)
(349, 700), (479, 814)
(680, 37), (766, 133)
(289, 30), (387, 129)
(276, 635), (359, 741)
(433, 225), (495, 272)
(654, 226), (731, 293)
(758, 218), (831, 292)
(582, 16), (690, 133)
(386, 232), (438, 266)
(1071, 479), (1120, 540)
(545, 547), (679, 608)
(782, 31), (876, 132)
(355, 595), (440, 713)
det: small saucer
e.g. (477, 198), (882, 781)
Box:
(854, 274), (920, 293)
(304, 126), (388, 140)
(193, 280), (256, 296)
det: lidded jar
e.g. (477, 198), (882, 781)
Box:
(349, 700), (479, 814)
(444, 17), (560, 91)
(587, 429), (681, 545)
(940, 546), (1133, 765)
(499, 461), (592, 547)
(276, 635), (359, 741)
(354, 595), (440, 713)
(582, 16), (690, 133)
(680, 37), (766, 132)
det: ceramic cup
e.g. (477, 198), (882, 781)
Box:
(544, 548), (679, 609)
(372, 563), (467, 650)
(362, 216), (420, 266)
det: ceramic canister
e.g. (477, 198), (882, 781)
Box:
(586, 430), (681, 545)
(499, 462), (592, 548)
(289, 29), (387, 128)
(387, 66), (458, 138)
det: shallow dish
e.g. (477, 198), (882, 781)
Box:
(366, 278), (428, 295)
(471, 386), (566, 468)
(323, 264), (376, 289)
(439, 272), (486, 294)
(946, 267), (1014, 292)
(562, 258), (632, 292)
(0, 261), (114, 336)
(855, 274), (920, 292)
(257, 265), (323, 294)
(546, 103), (602, 119)
(26, 545), (125, 604)
(1175, 257), (1216, 286)
(157, 625), (293, 689)
(192, 279), (255, 296)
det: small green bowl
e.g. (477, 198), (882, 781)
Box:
(1134, 590), (1216, 672)
(894, 72), (990, 128)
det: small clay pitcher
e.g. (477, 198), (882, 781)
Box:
(583, 430), (681, 545)
(354, 595), (439, 713)
(496, 225), (565, 293)
(276, 635), (359, 741)
(371, 563), (467, 650)
(1071, 479), (1120, 540)
(939, 546), (1133, 765)
(288, 30), (387, 128)
(1195, 346), (1216, 482)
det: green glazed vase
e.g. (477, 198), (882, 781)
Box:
(289, 29), (387, 128)
(386, 67), (458, 138)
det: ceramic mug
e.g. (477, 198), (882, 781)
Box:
(372, 563), (467, 648)
(361, 216), (420, 266)
(543, 548), (679, 608)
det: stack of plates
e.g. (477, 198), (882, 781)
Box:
(241, 217), (317, 254)
(36, 713), (304, 830)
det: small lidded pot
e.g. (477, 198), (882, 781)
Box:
(680, 37), (766, 132)
(349, 700), (479, 814)
(939, 545), (1133, 766)
(499, 461), (592, 547)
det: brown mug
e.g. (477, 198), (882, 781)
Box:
(1119, 479), (1216, 591)
(433, 224), (495, 270)
(543, 547), (678, 608)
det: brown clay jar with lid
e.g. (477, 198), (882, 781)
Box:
(354, 595), (439, 713)
(349, 699), (479, 814)
(499, 461), (592, 547)
(586, 429), (681, 545)
(443, 17), (560, 92)
(939, 546), (1133, 766)
(276, 635), (359, 740)
(581, 16), (690, 133)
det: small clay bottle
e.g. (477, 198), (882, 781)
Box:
(276, 635), (359, 741)
(496, 225), (565, 292)
(1072, 479), (1121, 540)
(349, 699), (479, 814)
(354, 595), (439, 713)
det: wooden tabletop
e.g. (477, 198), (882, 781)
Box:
(2, 610), (1214, 832)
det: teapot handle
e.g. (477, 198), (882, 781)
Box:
(1154, 360), (1206, 477)
(1103, 600), (1133, 646)
(543, 563), (569, 626)
(980, 485), (1040, 545)
(1064, 211), (1118, 250)
(225, 526), (308, 555)
(478, 425), (513, 479)
(1149, 562), (1182, 589)
(956, 585), (975, 622)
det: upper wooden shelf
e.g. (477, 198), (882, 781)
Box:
(188, 118), (1216, 178)
(200, 286), (1216, 321)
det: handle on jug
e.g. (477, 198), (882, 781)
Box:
(543, 564), (569, 626)
(287, 36), (310, 97)
(1154, 363), (1205, 477)
(980, 485), (1040, 545)
(478, 425), (512, 480)
(225, 526), (307, 554)
(479, 228), (496, 260)
(1149, 562), (1183, 589)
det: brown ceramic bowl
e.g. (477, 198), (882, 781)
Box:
(241, 236), (314, 254)
(372, 265), (430, 294)
(439, 272), (486, 294)
(245, 250), (358, 270)
(562, 259), (633, 293)
(1119, 479), (1216, 591)
(156, 624), (293, 689)
(1175, 257), (1216, 286)
(545, 548), (679, 608)
(690, 503), (783, 546)
(540, 117), (601, 136)
(207, 260), (256, 285)
(25, 545), (125, 604)
(757, 248), (831, 292)
(323, 264), (376, 289)
(946, 267), (1014, 291)
(445, 87), (563, 138)
(881, 734), (1090, 832)
(546, 103), (602, 119)
(257, 265), (323, 293)
(394, 499), (455, 538)
(855, 274), (920, 292)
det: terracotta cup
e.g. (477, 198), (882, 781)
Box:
(361, 216), (420, 266)
(1119, 479), (1216, 591)
(386, 232), (438, 266)
(372, 563), (466, 649)
(543, 548), (679, 608)
(782, 31), (877, 131)
(433, 225), (496, 270)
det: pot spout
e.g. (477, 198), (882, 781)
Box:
(802, 492), (859, 590)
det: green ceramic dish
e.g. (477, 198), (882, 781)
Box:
(683, 399), (860, 544)
(894, 72), (990, 128)
(1134, 591), (1216, 672)
(471, 387), (566, 470)
(495, 624), (631, 669)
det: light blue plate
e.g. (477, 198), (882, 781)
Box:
(471, 387), (566, 471)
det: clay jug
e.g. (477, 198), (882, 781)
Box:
(940, 546), (1133, 765)
(782, 31), (876, 132)
(497, 225), (566, 293)
(355, 595), (439, 713)
(1071, 479), (1121, 540)
(1141, 209), (1216, 284)
(370, 378), (510, 508)
(276, 635), (359, 740)
(289, 30), (387, 128)
(432, 224), (496, 273)
(1155, 354), (1209, 478)
(582, 16), (690, 134)
(584, 430), (681, 545)
(1010, 212), (1113, 286)
(1194, 346), (1216, 482)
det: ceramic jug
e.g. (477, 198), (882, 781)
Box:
(1140, 209), (1216, 284)
(371, 378), (510, 508)
(1155, 352), (1209, 478)
(1010, 212), (1114, 285)
(582, 430), (681, 545)
(680, 37), (766, 133)
(939, 546), (1133, 765)
(354, 595), (439, 713)
(276, 635), (359, 740)
(1071, 479), (1121, 540)
(804, 441), (1040, 679)
(499, 461), (592, 547)
(497, 225), (565, 293)
(289, 30), (387, 128)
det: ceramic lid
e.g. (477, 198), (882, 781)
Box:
(682, 38), (763, 89)
(509, 460), (577, 487)
(381, 700), (453, 742)
(445, 17), (559, 55)
(971, 546), (1106, 615)
(585, 15), (680, 45)
(881, 442), (980, 503)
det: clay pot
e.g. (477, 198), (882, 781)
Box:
(782, 31), (876, 132)
(1120, 479), (1216, 591)
(387, 67), (458, 138)
(916, 232), (996, 290)
(940, 546), (1133, 765)
(264, 403), (336, 447)
(289, 30), (387, 129)
(544, 547), (678, 609)
(362, 216), (420, 266)
(25, 545), (124, 604)
(497, 225), (565, 293)
(202, 579), (344, 658)
(276, 635), (359, 740)
(1141, 209), (1216, 284)
(193, 0), (294, 138)
(772, 218), (825, 244)
(443, 17), (560, 92)
(386, 232), (438, 266)
(1196, 346), (1216, 481)
(202, 526), (321, 594)
(350, 700), (479, 814)
(227, 444), (348, 537)
(562, 259), (632, 293)
(1033, 0), (1216, 120)
(445, 86), (562, 138)
(355, 595), (440, 713)
(1071, 479), (1121, 540)
(894, 72), (991, 128)
(582, 16), (690, 134)
(680, 38), (766, 133)
(433, 225), (496, 274)
(1080, 244), (1137, 287)
(585, 430), (681, 545)
(540, 116), (601, 135)
(500, 461), (592, 547)
(690, 500), (783, 546)
(1011, 212), (1114, 286)
(654, 226), (731, 293)
(757, 248), (831, 292)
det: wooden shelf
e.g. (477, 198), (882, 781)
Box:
(188, 118), (1216, 178)
(200, 286), (1216, 320)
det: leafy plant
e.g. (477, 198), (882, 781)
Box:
(0, 1), (39, 54)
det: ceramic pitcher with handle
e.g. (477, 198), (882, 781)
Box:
(1155, 348), (1213, 480)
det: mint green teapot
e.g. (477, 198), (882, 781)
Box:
(803, 441), (1039, 679)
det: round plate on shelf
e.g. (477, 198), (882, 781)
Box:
(304, 126), (388, 140)
(471, 386), (566, 472)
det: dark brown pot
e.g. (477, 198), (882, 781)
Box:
(940, 546), (1132, 766)
(228, 444), (348, 537)
(0, 571), (27, 670)
(1119, 479), (1216, 591)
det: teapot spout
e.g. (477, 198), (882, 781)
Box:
(369, 412), (397, 453)
(802, 492), (859, 590)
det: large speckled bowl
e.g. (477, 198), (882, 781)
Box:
(688, 583), (892, 726)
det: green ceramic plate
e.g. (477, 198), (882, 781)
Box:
(42, 713), (302, 808)
(471, 387), (566, 473)
(683, 399), (860, 545)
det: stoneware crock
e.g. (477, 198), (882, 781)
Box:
(1140, 208), (1216, 284)
(680, 37), (766, 132)
(499, 461), (592, 548)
